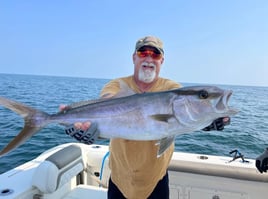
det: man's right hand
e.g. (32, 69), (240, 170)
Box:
(60, 105), (100, 144)
(256, 148), (268, 173)
(65, 122), (100, 144)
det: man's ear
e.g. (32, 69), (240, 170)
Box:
(161, 56), (164, 64)
(132, 53), (136, 64)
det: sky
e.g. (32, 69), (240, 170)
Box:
(0, 1), (267, 87)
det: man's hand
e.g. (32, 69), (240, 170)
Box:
(60, 105), (99, 144)
(65, 122), (100, 144)
(256, 148), (268, 173)
(202, 117), (230, 131)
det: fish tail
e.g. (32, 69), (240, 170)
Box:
(0, 97), (49, 156)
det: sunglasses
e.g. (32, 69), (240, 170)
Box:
(136, 49), (162, 60)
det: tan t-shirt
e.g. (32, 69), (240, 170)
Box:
(100, 76), (181, 199)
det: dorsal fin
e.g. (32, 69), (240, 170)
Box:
(60, 80), (136, 112)
(59, 98), (108, 112)
(113, 80), (136, 98)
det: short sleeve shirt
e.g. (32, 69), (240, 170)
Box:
(100, 76), (181, 199)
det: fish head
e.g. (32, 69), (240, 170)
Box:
(172, 86), (238, 129)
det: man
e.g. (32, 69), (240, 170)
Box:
(64, 36), (230, 199)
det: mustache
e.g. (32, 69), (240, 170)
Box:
(141, 62), (156, 69)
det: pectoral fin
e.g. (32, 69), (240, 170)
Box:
(156, 136), (175, 157)
(150, 114), (174, 123)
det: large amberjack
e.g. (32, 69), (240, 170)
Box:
(0, 84), (237, 157)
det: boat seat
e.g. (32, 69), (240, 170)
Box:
(63, 184), (107, 199)
(32, 144), (85, 194)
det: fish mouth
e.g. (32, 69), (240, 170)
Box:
(216, 90), (238, 115)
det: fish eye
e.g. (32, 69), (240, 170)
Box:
(199, 90), (208, 99)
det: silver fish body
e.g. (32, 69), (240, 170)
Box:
(0, 85), (238, 156)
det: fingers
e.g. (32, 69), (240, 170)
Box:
(74, 121), (91, 131)
(65, 122), (99, 145)
(59, 104), (90, 130)
(59, 104), (70, 112)
(215, 117), (230, 131)
(222, 117), (230, 125)
(202, 117), (231, 131)
(215, 119), (224, 131)
(59, 104), (66, 111)
(223, 117), (229, 123)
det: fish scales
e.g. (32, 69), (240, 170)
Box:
(0, 85), (238, 156)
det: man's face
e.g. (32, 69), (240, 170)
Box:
(133, 46), (164, 83)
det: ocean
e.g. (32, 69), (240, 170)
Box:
(0, 73), (268, 174)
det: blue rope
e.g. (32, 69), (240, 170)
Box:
(99, 151), (110, 182)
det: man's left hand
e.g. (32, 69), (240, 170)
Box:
(202, 117), (231, 131)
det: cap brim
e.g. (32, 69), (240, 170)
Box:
(136, 45), (164, 54)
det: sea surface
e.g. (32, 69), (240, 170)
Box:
(0, 73), (268, 174)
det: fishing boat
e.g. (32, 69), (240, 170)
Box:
(0, 142), (267, 199)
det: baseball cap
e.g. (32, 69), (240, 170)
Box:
(135, 36), (164, 54)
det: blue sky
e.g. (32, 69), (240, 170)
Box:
(0, 1), (267, 86)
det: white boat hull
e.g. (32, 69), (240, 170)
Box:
(0, 143), (267, 199)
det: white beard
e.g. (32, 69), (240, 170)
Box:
(138, 62), (156, 83)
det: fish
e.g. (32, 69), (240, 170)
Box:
(0, 83), (238, 157)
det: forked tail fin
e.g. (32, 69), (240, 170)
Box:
(0, 97), (49, 156)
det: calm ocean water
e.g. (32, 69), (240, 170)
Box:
(0, 73), (268, 174)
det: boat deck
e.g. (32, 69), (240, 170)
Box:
(1, 143), (268, 199)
